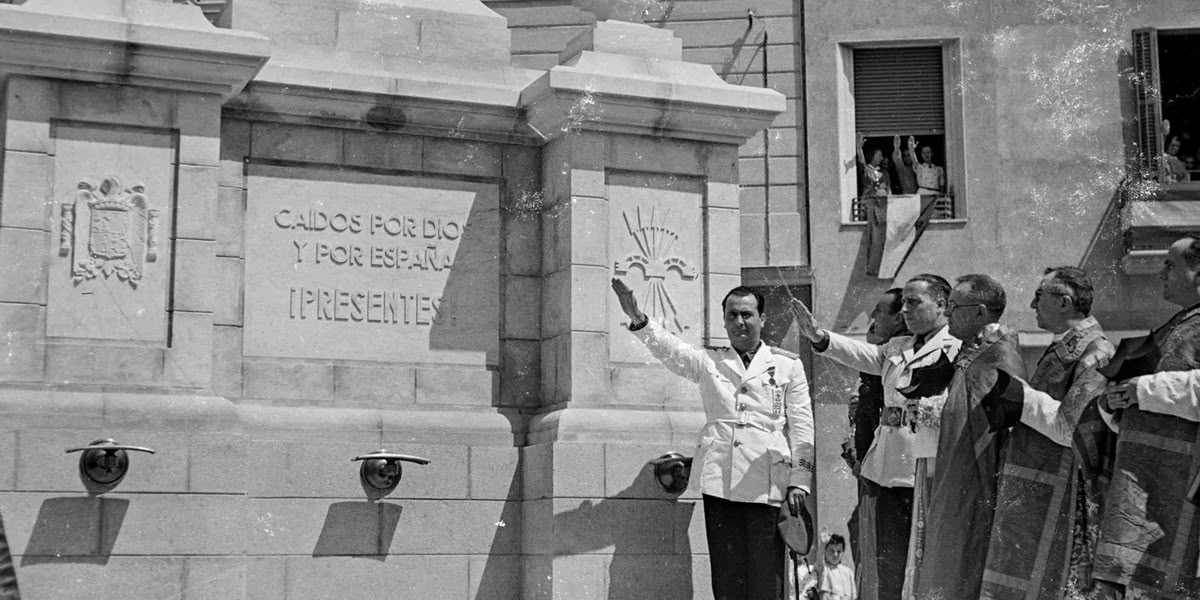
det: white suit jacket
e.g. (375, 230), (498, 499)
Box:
(632, 321), (815, 505)
(818, 325), (960, 488)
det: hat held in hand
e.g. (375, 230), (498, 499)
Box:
(778, 502), (814, 555)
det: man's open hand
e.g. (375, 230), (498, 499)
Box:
(788, 298), (823, 343)
(610, 278), (646, 324)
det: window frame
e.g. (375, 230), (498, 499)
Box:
(1131, 27), (1200, 193)
(836, 38), (966, 225)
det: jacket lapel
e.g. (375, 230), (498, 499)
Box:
(741, 345), (773, 384)
(720, 347), (745, 381)
(904, 325), (952, 365)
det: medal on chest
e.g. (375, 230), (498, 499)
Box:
(768, 366), (782, 416)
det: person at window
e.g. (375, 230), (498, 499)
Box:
(911, 139), (945, 196)
(891, 135), (918, 195)
(1163, 134), (1188, 183)
(858, 133), (890, 275)
(857, 132), (890, 198)
(612, 279), (814, 600)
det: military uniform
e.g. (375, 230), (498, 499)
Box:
(632, 320), (814, 503)
(631, 319), (813, 600)
(815, 324), (960, 600)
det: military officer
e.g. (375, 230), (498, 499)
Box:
(791, 273), (961, 600)
(611, 279), (814, 600)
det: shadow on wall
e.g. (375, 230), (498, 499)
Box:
(473, 464), (523, 600)
(312, 502), (404, 561)
(22, 496), (129, 566)
(553, 462), (696, 600)
(428, 183), (502, 363)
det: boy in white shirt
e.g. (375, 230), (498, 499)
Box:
(818, 534), (857, 600)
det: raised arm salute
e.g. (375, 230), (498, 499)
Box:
(789, 276), (960, 600)
(612, 278), (813, 600)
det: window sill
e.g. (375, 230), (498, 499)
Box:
(840, 218), (967, 227)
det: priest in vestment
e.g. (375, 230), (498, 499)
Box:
(908, 274), (1025, 600)
(1090, 236), (1200, 600)
(979, 267), (1114, 599)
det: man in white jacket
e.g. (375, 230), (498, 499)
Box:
(789, 273), (961, 600)
(611, 278), (814, 600)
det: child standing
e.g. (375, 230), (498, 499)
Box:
(818, 535), (857, 600)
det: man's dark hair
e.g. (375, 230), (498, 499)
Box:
(883, 287), (904, 314)
(1179, 235), (1200, 271)
(722, 287), (765, 315)
(906, 274), (951, 304)
(956, 274), (1007, 318)
(1043, 266), (1094, 316)
(827, 534), (846, 549)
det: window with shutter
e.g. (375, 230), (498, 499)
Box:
(854, 47), (944, 136)
(1137, 28), (1200, 191)
(848, 45), (955, 222)
(1132, 28), (1163, 182)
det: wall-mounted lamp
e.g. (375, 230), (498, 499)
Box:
(65, 438), (156, 490)
(351, 450), (431, 495)
(649, 452), (693, 494)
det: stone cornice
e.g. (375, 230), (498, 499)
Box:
(227, 57), (545, 145)
(0, 0), (270, 98)
(520, 21), (786, 145)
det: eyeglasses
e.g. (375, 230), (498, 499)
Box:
(1033, 289), (1068, 302)
(947, 301), (985, 312)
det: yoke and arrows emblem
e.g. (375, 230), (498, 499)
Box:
(59, 176), (160, 288)
(613, 207), (697, 333)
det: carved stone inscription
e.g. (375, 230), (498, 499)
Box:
(243, 167), (500, 365)
(607, 182), (703, 363)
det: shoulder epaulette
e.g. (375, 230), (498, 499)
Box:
(705, 345), (730, 352)
(770, 347), (801, 360)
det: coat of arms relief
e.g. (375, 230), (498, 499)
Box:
(613, 206), (697, 333)
(59, 176), (160, 288)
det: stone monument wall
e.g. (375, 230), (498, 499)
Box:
(0, 0), (782, 598)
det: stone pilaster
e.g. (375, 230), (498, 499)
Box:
(519, 19), (784, 600)
(0, 0), (269, 390)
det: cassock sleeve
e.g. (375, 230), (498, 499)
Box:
(820, 331), (890, 376)
(1019, 348), (1113, 446)
(1018, 382), (1072, 447)
(1134, 370), (1200, 422)
(785, 356), (816, 492)
(630, 320), (713, 383)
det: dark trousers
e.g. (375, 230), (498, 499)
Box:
(703, 494), (784, 600)
(862, 480), (912, 600)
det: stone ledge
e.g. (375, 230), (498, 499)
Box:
(238, 403), (525, 445)
(527, 407), (705, 446)
(231, 58), (543, 144)
(0, 388), (237, 432)
(0, 0), (269, 99)
(521, 21), (785, 145)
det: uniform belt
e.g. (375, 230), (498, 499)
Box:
(879, 406), (909, 428)
(716, 416), (783, 433)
